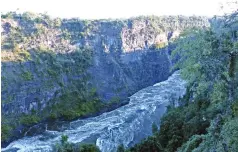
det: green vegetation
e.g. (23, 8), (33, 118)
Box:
(21, 71), (33, 81)
(155, 42), (167, 49)
(54, 18), (62, 27)
(1, 12), (70, 62)
(151, 123), (158, 133)
(47, 69), (57, 77)
(1, 124), (12, 141)
(130, 15), (208, 32)
(129, 136), (163, 152)
(150, 42), (168, 49)
(19, 114), (40, 126)
(125, 99), (213, 152)
(117, 144), (126, 152)
(1, 76), (8, 92)
(232, 100), (238, 116)
(79, 144), (101, 152)
(1, 13), (95, 143)
(108, 96), (121, 104)
(126, 11), (238, 152)
(45, 91), (103, 121)
(1, 12), (15, 19)
(1, 11), (236, 151)
(21, 12), (37, 21)
(177, 135), (203, 152)
(35, 24), (47, 35)
(38, 44), (49, 52)
(62, 30), (72, 40)
(17, 49), (31, 61)
(53, 135), (100, 152)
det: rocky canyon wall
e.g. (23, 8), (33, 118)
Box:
(1, 13), (209, 116)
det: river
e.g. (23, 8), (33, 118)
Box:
(2, 71), (186, 152)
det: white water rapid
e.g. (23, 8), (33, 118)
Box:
(2, 71), (186, 152)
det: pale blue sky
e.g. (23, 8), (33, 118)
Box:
(1, 0), (230, 19)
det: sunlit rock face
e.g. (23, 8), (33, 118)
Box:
(82, 16), (209, 103)
(2, 71), (186, 152)
(121, 20), (173, 52)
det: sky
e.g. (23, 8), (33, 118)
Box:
(0, 0), (233, 19)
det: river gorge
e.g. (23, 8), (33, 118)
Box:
(2, 71), (186, 152)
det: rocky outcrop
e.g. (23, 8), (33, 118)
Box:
(1, 14), (210, 116)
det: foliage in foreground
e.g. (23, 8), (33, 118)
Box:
(53, 135), (100, 152)
(124, 11), (238, 152)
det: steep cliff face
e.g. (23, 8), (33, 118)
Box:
(1, 13), (209, 121)
(61, 16), (209, 102)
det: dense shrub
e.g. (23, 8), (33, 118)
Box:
(19, 114), (40, 126)
(53, 135), (100, 152)
(1, 124), (12, 141)
(45, 91), (103, 121)
(117, 144), (125, 152)
(232, 100), (238, 117)
(177, 135), (203, 152)
(129, 136), (163, 152)
(21, 71), (33, 81)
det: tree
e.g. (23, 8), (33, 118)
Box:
(79, 144), (100, 152)
(117, 144), (125, 152)
(172, 11), (238, 102)
(61, 135), (68, 145)
(130, 136), (163, 152)
(221, 11), (238, 102)
(152, 122), (159, 135)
